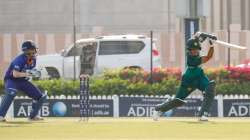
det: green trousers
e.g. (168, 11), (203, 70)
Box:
(174, 67), (215, 116)
(175, 67), (209, 99)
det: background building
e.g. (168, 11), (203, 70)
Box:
(0, 0), (250, 78)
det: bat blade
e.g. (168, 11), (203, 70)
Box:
(215, 40), (247, 50)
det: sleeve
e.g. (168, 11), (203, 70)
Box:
(12, 58), (25, 72)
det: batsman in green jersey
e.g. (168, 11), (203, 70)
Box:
(153, 32), (216, 121)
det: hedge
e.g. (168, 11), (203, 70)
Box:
(0, 66), (250, 96)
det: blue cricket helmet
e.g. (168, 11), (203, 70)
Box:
(21, 40), (37, 52)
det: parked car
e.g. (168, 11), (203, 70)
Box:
(235, 62), (250, 68)
(36, 35), (161, 79)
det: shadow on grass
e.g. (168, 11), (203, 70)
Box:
(0, 120), (48, 127)
(0, 121), (31, 127)
(5, 121), (33, 125)
(177, 120), (218, 124)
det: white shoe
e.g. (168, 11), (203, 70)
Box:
(199, 115), (208, 122)
(28, 116), (44, 121)
(0, 116), (6, 122)
(152, 110), (162, 121)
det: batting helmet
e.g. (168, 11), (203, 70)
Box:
(186, 38), (201, 50)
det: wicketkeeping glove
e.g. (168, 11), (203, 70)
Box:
(26, 69), (41, 78)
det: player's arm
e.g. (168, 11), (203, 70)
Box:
(12, 59), (30, 78)
(12, 70), (29, 78)
(201, 40), (214, 64)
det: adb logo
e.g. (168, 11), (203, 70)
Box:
(52, 102), (67, 117)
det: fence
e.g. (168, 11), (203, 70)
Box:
(1, 94), (250, 118)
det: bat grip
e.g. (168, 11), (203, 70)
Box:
(195, 32), (217, 43)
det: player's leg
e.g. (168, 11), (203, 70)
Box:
(155, 86), (194, 112)
(153, 86), (194, 121)
(19, 81), (47, 120)
(0, 80), (18, 121)
(199, 80), (215, 121)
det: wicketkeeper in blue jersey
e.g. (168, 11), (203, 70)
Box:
(0, 40), (47, 122)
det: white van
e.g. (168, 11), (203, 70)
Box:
(36, 35), (161, 79)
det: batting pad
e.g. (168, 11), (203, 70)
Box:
(156, 98), (186, 112)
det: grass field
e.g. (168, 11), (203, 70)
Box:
(1, 117), (250, 140)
